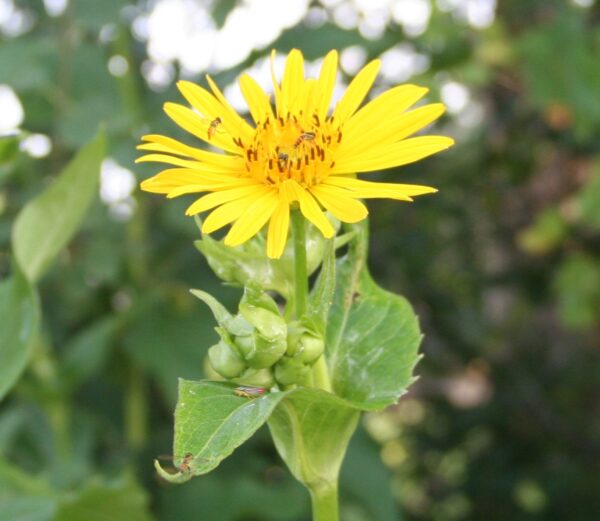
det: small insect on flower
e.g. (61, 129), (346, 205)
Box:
(234, 386), (267, 398)
(277, 151), (289, 169)
(293, 131), (316, 148)
(158, 452), (195, 473)
(207, 117), (222, 140)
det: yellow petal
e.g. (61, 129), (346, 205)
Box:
(178, 80), (253, 143)
(332, 59), (380, 124)
(270, 49), (282, 116)
(202, 195), (257, 234)
(224, 189), (278, 246)
(167, 178), (256, 198)
(136, 153), (206, 170)
(324, 176), (437, 200)
(141, 169), (198, 193)
(339, 103), (446, 158)
(163, 102), (239, 154)
(313, 50), (338, 119)
(239, 74), (274, 124)
(205, 75), (256, 138)
(343, 84), (429, 141)
(309, 184), (368, 223)
(280, 49), (305, 117)
(185, 185), (263, 215)
(267, 199), (290, 259)
(332, 136), (454, 174)
(280, 180), (335, 238)
(139, 134), (238, 166)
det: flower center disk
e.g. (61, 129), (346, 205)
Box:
(241, 113), (341, 189)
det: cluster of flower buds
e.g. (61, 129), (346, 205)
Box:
(192, 286), (325, 388)
(194, 216), (340, 300)
(275, 321), (325, 386)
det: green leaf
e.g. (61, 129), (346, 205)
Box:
(308, 239), (336, 335)
(554, 252), (600, 330)
(0, 497), (57, 521)
(0, 263), (40, 401)
(60, 317), (119, 391)
(576, 169), (600, 231)
(327, 222), (422, 410)
(159, 380), (360, 490)
(12, 130), (105, 283)
(156, 380), (289, 484)
(267, 389), (359, 491)
(54, 478), (154, 521)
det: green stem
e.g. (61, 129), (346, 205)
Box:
(312, 354), (332, 392)
(309, 483), (339, 521)
(125, 362), (147, 451)
(291, 211), (333, 392)
(292, 210), (308, 318)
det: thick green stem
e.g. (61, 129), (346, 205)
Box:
(292, 210), (308, 318)
(310, 483), (339, 521)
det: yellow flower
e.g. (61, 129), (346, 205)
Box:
(137, 49), (454, 258)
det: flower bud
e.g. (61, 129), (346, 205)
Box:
(208, 340), (246, 379)
(286, 322), (325, 364)
(192, 287), (287, 374)
(238, 286), (286, 339)
(297, 332), (324, 364)
(234, 367), (274, 388)
(274, 356), (311, 387)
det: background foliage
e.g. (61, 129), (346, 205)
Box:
(1, 0), (599, 520)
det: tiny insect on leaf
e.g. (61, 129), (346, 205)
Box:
(234, 386), (267, 398)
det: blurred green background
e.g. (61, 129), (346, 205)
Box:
(1, 0), (599, 520)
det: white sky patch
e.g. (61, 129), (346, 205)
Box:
(0, 2), (34, 37)
(304, 6), (328, 28)
(0, 84), (24, 133)
(146, 0), (216, 66)
(20, 134), (52, 158)
(100, 159), (137, 221)
(340, 46), (368, 75)
(214, 0), (309, 69)
(358, 10), (389, 40)
(43, 0), (68, 17)
(456, 100), (485, 128)
(437, 0), (496, 29)
(141, 60), (175, 91)
(392, 0), (432, 37)
(332, 2), (359, 29)
(466, 0), (496, 28)
(141, 0), (310, 77)
(441, 81), (470, 114)
(100, 158), (136, 205)
(319, 0), (344, 7)
(108, 55), (129, 77)
(570, 0), (594, 6)
(0, 0), (14, 25)
(379, 44), (430, 83)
